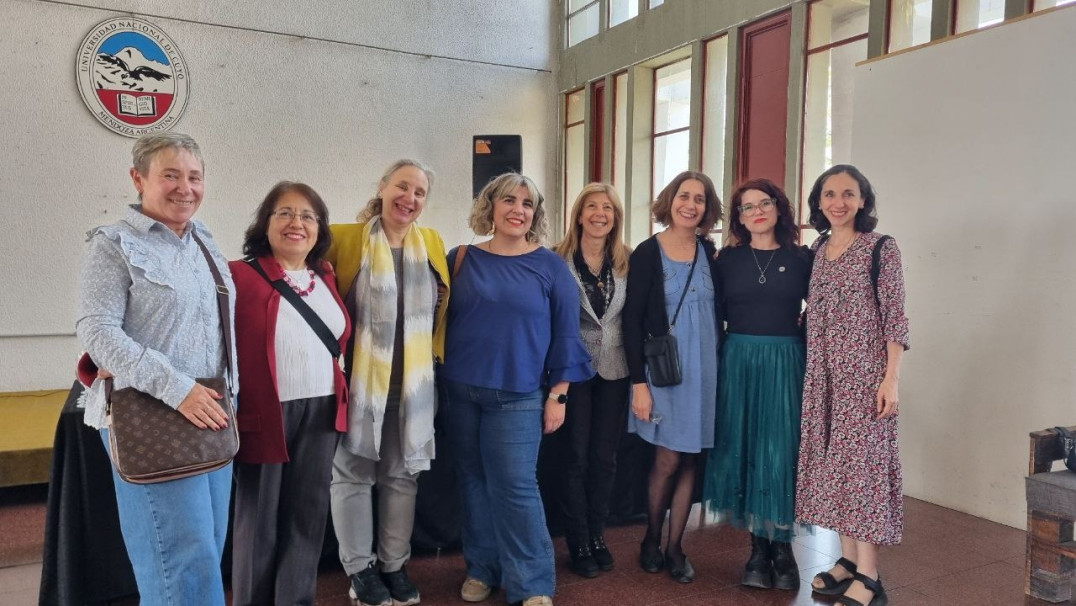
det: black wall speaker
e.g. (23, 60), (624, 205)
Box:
(473, 135), (522, 198)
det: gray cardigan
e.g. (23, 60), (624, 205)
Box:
(568, 264), (629, 381)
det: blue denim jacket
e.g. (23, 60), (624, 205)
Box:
(76, 206), (237, 429)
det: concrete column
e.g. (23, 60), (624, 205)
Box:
(784, 2), (808, 207)
(867, 0), (888, 58)
(687, 39), (705, 172)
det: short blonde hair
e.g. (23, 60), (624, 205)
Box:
(553, 183), (631, 276)
(469, 173), (548, 244)
(357, 159), (435, 222)
(131, 132), (203, 175)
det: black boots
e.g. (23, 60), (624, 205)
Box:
(742, 534), (800, 590)
(567, 538), (600, 578)
(589, 534), (614, 571)
(741, 534), (773, 588)
(769, 540), (800, 590)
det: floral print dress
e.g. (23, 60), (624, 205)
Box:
(795, 231), (910, 545)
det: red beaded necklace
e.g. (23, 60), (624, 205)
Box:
(276, 261), (316, 297)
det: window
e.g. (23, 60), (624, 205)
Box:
(702, 36), (728, 235)
(1033, 0), (1076, 9)
(612, 73), (628, 194)
(802, 0), (869, 244)
(652, 58), (691, 232)
(610, 0), (639, 27)
(564, 89), (586, 218)
(955, 0), (1006, 33)
(568, 0), (599, 47)
(650, 0), (665, 7)
(888, 0), (932, 52)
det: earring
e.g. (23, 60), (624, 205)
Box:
(488, 223), (496, 236)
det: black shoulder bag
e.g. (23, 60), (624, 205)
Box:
(643, 242), (699, 387)
(247, 259), (341, 359)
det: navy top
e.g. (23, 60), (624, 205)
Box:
(441, 245), (594, 392)
(715, 245), (811, 337)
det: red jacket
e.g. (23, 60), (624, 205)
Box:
(230, 256), (351, 464)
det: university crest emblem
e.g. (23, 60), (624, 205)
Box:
(76, 17), (189, 137)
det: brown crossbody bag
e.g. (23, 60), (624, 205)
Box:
(104, 232), (239, 484)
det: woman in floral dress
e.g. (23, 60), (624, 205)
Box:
(795, 165), (909, 606)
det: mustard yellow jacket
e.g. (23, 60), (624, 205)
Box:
(326, 222), (451, 363)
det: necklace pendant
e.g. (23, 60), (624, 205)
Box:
(758, 275), (767, 285)
(597, 281), (605, 289)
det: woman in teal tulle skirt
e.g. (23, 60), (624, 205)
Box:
(704, 179), (811, 591)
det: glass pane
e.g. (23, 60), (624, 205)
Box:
(801, 39), (867, 222)
(568, 4), (599, 47)
(650, 0), (665, 7)
(654, 59), (692, 133)
(565, 124), (586, 215)
(610, 0), (640, 27)
(955, 0), (1006, 33)
(808, 0), (870, 49)
(569, 0), (594, 13)
(566, 89), (585, 124)
(702, 36), (728, 198)
(613, 73), (628, 194)
(1034, 0), (1076, 8)
(652, 130), (690, 232)
(888, 0), (932, 53)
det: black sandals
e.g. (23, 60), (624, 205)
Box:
(811, 556), (858, 595)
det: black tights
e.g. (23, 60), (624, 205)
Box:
(643, 446), (699, 563)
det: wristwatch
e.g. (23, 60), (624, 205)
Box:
(547, 392), (568, 404)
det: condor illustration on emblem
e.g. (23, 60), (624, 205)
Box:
(76, 17), (189, 138)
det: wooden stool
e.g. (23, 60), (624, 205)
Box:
(1027, 426), (1076, 602)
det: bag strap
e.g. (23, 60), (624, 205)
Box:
(871, 235), (893, 308)
(452, 245), (469, 279)
(667, 239), (700, 331)
(247, 258), (341, 359)
(192, 232), (235, 383)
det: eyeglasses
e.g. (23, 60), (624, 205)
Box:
(739, 198), (777, 215)
(271, 209), (319, 225)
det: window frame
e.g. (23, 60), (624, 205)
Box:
(567, 0), (601, 47)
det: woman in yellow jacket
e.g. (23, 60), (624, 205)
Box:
(327, 159), (450, 606)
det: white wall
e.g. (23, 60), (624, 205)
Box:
(0, 0), (559, 391)
(852, 6), (1076, 528)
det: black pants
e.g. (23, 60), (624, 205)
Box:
(560, 375), (631, 545)
(231, 395), (338, 606)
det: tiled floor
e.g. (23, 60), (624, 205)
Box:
(0, 497), (1059, 605)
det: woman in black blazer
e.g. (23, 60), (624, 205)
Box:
(622, 171), (723, 583)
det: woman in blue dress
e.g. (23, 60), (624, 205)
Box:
(623, 171), (722, 584)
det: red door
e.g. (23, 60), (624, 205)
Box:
(736, 11), (791, 189)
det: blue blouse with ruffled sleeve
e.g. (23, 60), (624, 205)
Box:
(441, 245), (593, 392)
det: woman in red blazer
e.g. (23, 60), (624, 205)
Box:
(229, 182), (351, 606)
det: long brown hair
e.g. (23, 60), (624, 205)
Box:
(725, 178), (800, 248)
(553, 183), (631, 276)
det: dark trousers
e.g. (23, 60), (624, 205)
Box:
(560, 375), (631, 545)
(231, 395), (338, 606)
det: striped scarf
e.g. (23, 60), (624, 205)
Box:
(342, 217), (437, 473)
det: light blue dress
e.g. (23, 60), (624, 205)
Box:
(628, 243), (719, 453)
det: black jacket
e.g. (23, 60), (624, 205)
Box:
(622, 235), (722, 384)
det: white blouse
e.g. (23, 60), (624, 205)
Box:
(274, 270), (347, 402)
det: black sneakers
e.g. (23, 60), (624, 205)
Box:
(589, 534), (614, 571)
(382, 565), (421, 606)
(349, 562), (392, 606)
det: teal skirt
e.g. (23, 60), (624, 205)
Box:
(703, 333), (807, 542)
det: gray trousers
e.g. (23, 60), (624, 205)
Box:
(330, 406), (420, 575)
(231, 395), (338, 606)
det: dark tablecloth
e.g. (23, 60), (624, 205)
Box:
(38, 382), (651, 604)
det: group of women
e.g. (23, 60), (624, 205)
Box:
(75, 131), (907, 606)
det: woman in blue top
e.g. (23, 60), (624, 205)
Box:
(441, 173), (594, 606)
(623, 171), (722, 584)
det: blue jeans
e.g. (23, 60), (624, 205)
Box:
(442, 380), (554, 603)
(100, 429), (231, 606)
